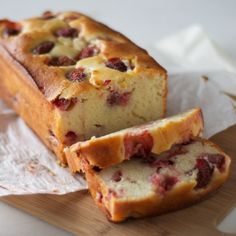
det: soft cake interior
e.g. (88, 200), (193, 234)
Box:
(95, 140), (226, 201)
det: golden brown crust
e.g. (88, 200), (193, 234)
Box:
(0, 44), (65, 163)
(66, 108), (203, 171)
(84, 139), (231, 222)
(0, 12), (166, 101)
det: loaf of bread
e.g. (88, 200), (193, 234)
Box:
(66, 108), (203, 172)
(83, 139), (231, 222)
(0, 11), (167, 164)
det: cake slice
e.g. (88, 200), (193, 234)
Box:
(65, 108), (203, 172)
(83, 139), (231, 222)
(0, 11), (166, 164)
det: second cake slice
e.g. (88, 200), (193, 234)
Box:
(83, 138), (231, 222)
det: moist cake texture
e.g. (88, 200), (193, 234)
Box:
(84, 139), (231, 222)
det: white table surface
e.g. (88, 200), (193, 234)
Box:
(0, 0), (236, 235)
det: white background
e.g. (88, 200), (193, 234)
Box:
(0, 0), (235, 235)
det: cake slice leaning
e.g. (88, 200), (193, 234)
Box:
(82, 138), (231, 222)
(65, 108), (203, 172)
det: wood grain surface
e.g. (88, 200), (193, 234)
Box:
(2, 125), (236, 236)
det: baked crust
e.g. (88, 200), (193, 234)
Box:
(0, 12), (166, 101)
(0, 44), (66, 161)
(66, 108), (204, 172)
(83, 139), (231, 222)
(0, 11), (167, 164)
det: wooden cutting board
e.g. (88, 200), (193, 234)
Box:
(2, 125), (236, 236)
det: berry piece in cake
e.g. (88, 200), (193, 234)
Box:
(111, 170), (122, 182)
(105, 58), (128, 72)
(55, 27), (78, 38)
(103, 80), (111, 86)
(205, 153), (225, 172)
(2, 21), (21, 37)
(32, 41), (55, 54)
(52, 97), (77, 111)
(66, 68), (87, 82)
(124, 130), (153, 159)
(96, 192), (103, 203)
(76, 45), (99, 60)
(64, 131), (78, 146)
(3, 27), (19, 37)
(150, 173), (179, 194)
(47, 56), (76, 66)
(194, 158), (214, 189)
(161, 176), (179, 192)
(106, 91), (131, 106)
(41, 11), (55, 20)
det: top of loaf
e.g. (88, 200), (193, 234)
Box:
(0, 11), (166, 102)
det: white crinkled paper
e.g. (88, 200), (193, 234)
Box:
(154, 25), (236, 137)
(0, 25), (236, 196)
(0, 101), (87, 196)
(167, 71), (236, 138)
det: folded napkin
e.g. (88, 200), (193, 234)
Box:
(0, 25), (235, 196)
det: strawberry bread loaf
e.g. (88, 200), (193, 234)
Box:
(0, 11), (167, 164)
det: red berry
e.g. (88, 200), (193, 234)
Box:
(106, 91), (131, 106)
(96, 192), (103, 203)
(103, 80), (111, 86)
(162, 176), (178, 191)
(41, 11), (55, 19)
(66, 68), (87, 82)
(194, 159), (214, 189)
(76, 46), (99, 60)
(105, 58), (127, 72)
(47, 56), (76, 66)
(203, 153), (225, 172)
(55, 27), (78, 38)
(106, 189), (118, 200)
(33, 41), (55, 54)
(124, 130), (153, 159)
(92, 166), (101, 172)
(52, 97), (77, 111)
(150, 174), (178, 193)
(2, 21), (21, 37)
(64, 131), (77, 146)
(3, 27), (20, 37)
(111, 170), (122, 182)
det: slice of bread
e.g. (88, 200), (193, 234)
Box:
(66, 108), (203, 172)
(83, 139), (231, 222)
